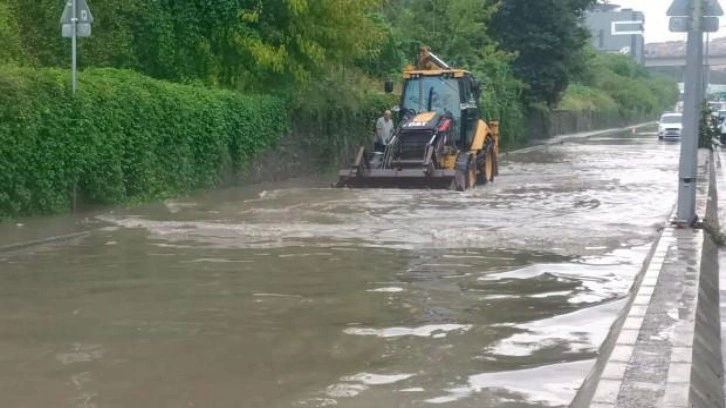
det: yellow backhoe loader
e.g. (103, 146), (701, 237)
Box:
(336, 47), (500, 190)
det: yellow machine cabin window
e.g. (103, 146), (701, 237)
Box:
(402, 77), (461, 119)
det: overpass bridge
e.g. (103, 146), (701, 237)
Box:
(645, 53), (726, 68)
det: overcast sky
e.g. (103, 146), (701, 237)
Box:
(612, 0), (726, 43)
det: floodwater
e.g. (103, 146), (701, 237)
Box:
(0, 127), (681, 407)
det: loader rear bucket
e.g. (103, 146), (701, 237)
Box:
(336, 169), (456, 189)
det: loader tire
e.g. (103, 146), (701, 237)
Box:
(477, 138), (495, 184)
(453, 153), (475, 191)
(491, 147), (499, 177)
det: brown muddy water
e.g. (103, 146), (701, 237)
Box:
(0, 127), (680, 407)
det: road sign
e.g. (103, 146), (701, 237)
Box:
(60, 0), (94, 25)
(668, 0), (724, 17)
(669, 16), (720, 32)
(62, 23), (91, 38)
(611, 20), (644, 35)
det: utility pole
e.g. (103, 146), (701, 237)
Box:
(676, 0), (703, 225)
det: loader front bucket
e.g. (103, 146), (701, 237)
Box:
(336, 169), (456, 189)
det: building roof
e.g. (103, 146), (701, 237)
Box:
(590, 4), (620, 13)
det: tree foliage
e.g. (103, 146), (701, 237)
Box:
(10, 0), (387, 91)
(0, 0), (23, 64)
(6, 0), (602, 111)
(489, 0), (597, 107)
(384, 0), (496, 68)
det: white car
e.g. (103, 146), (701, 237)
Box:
(658, 113), (683, 140)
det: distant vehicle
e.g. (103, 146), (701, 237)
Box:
(658, 112), (683, 140)
(708, 101), (726, 117)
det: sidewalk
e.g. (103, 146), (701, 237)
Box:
(574, 149), (724, 407)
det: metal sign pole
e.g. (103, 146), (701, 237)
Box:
(71, 0), (78, 94)
(676, 0), (703, 225)
(61, 0), (93, 94)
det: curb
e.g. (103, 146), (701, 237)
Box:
(570, 203), (676, 407)
(0, 231), (91, 255)
(512, 121), (656, 154)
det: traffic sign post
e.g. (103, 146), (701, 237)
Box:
(60, 0), (94, 94)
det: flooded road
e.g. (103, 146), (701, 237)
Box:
(0, 127), (681, 407)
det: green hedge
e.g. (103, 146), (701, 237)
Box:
(0, 66), (288, 218)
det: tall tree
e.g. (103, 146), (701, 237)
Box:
(235, 0), (387, 87)
(385, 0), (496, 69)
(489, 0), (597, 107)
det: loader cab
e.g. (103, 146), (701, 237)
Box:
(397, 70), (481, 149)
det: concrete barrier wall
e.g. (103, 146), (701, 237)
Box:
(237, 110), (650, 186)
(690, 150), (725, 407)
(690, 232), (723, 407)
(528, 110), (650, 140)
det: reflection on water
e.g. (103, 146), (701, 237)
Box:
(0, 130), (680, 407)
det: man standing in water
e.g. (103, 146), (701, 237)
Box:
(374, 110), (394, 152)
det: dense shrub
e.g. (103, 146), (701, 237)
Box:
(0, 66), (288, 218)
(560, 52), (679, 120)
(558, 84), (618, 113)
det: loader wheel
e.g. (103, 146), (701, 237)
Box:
(467, 158), (477, 189)
(477, 139), (495, 184)
(492, 146), (499, 176)
(487, 146), (499, 182)
(453, 153), (474, 191)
